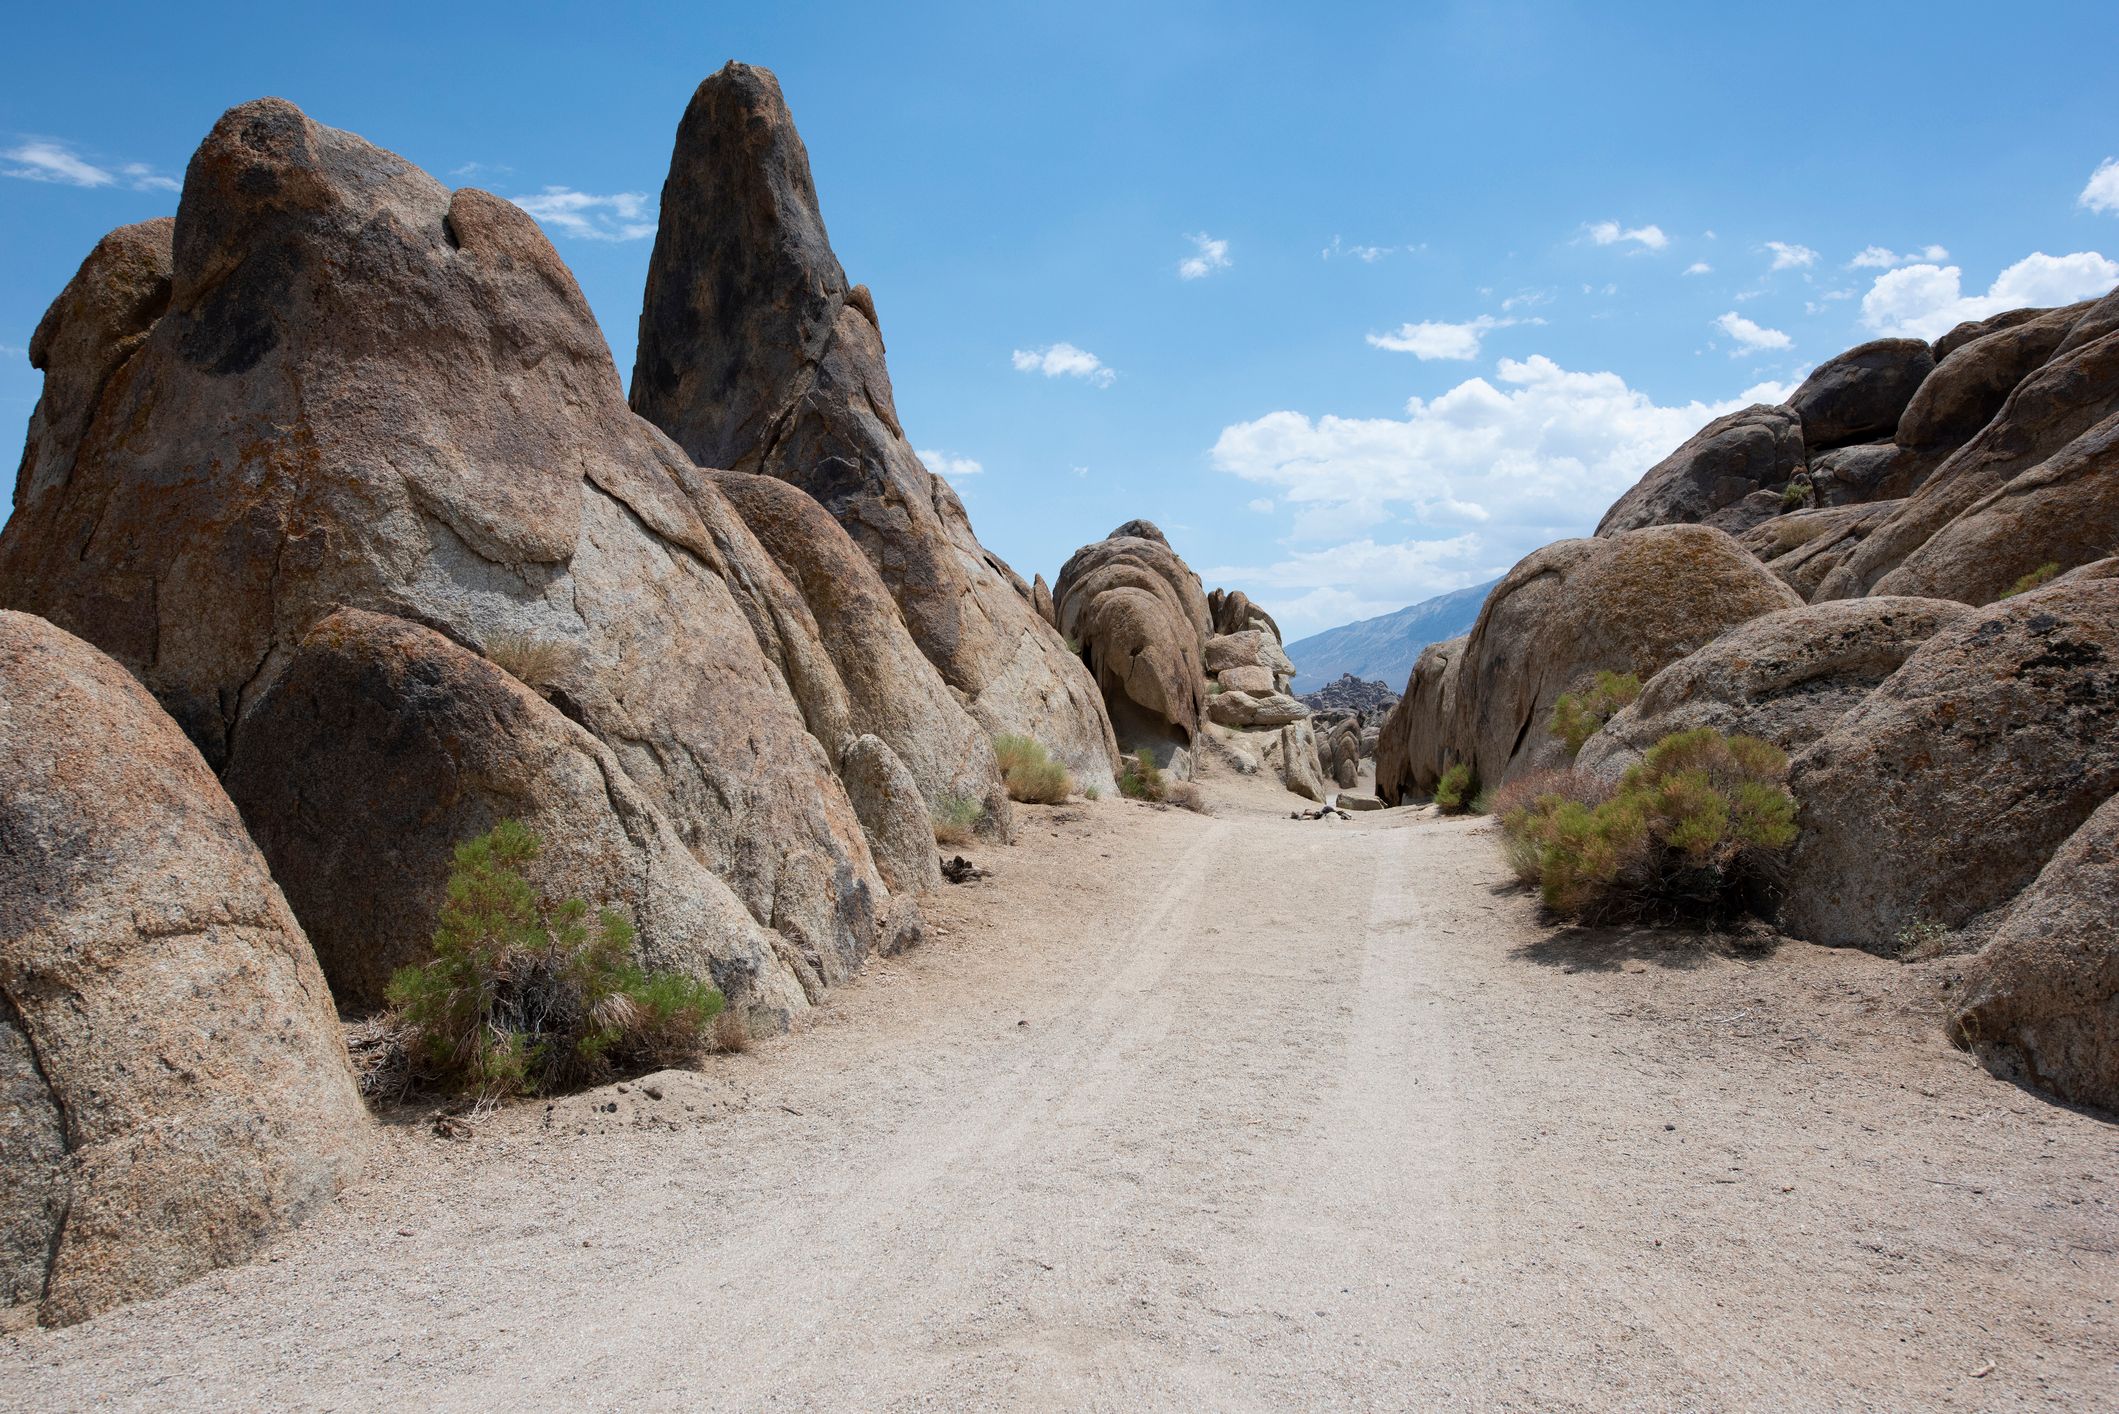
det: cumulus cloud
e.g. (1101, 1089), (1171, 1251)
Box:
(916, 449), (984, 481)
(1764, 241), (1818, 271)
(1847, 243), (1949, 270)
(1587, 220), (1668, 251)
(1860, 251), (2119, 339)
(1683, 261), (1713, 276)
(1246, 497), (1275, 513)
(2081, 158), (2119, 215)
(507, 187), (656, 241)
(3, 140), (178, 192)
(1178, 232), (1232, 280)
(1365, 315), (1533, 361)
(1714, 311), (1793, 352)
(1012, 342), (1116, 387)
(1206, 354), (1792, 633)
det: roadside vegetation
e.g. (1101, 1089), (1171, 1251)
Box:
(1548, 671), (1644, 756)
(994, 733), (1073, 803)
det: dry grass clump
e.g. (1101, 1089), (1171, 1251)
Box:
(1165, 779), (1210, 814)
(1549, 670), (1644, 756)
(709, 1008), (753, 1054)
(1433, 761), (1475, 814)
(385, 821), (723, 1102)
(2003, 561), (2062, 598)
(483, 630), (574, 688)
(1118, 750), (1167, 801)
(1496, 729), (1797, 924)
(931, 793), (985, 845)
(993, 734), (1074, 804)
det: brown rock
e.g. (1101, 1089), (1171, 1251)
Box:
(1208, 587), (1284, 641)
(1780, 578), (2119, 949)
(1596, 405), (1805, 535)
(1258, 719), (1328, 802)
(1896, 304), (2087, 455)
(1206, 689), (1309, 729)
(1786, 338), (1933, 449)
(1, 611), (366, 1328)
(1052, 521), (1213, 757)
(1950, 792), (2119, 1112)
(1806, 442), (1928, 507)
(1374, 634), (1467, 805)
(629, 63), (1117, 790)
(1574, 597), (1970, 776)
(1217, 664), (1274, 695)
(1738, 501), (1901, 600)
(836, 734), (945, 898)
(1450, 526), (1802, 788)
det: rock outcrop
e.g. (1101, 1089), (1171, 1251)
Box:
(1447, 527), (1802, 789)
(1574, 597), (1970, 776)
(1779, 578), (2119, 949)
(1, 612), (366, 1329)
(1296, 673), (1400, 717)
(1374, 635), (1467, 805)
(1786, 338), (1933, 450)
(1949, 792), (2119, 1112)
(1596, 405), (1806, 536)
(1738, 502), (1901, 600)
(0, 98), (898, 1014)
(629, 62), (1116, 790)
(1052, 520), (1212, 764)
(1314, 713), (1364, 790)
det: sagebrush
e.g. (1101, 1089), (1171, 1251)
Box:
(1496, 728), (1797, 923)
(1549, 671), (1644, 756)
(1119, 750), (1167, 801)
(993, 733), (1073, 804)
(2004, 561), (2062, 597)
(1433, 761), (1475, 813)
(931, 793), (985, 845)
(387, 821), (724, 1100)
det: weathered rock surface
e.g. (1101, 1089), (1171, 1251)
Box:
(0, 611), (366, 1329)
(1296, 672), (1400, 717)
(1375, 635), (1467, 805)
(1575, 597), (1970, 776)
(1314, 713), (1364, 790)
(1896, 304), (2089, 457)
(1787, 338), (1932, 450)
(1208, 587), (1282, 642)
(1596, 405), (1806, 536)
(629, 62), (1116, 790)
(1949, 791), (2119, 1113)
(222, 610), (814, 1015)
(1052, 521), (1212, 759)
(0, 97), (892, 1005)
(837, 733), (945, 898)
(1259, 719), (1328, 803)
(1204, 629), (1295, 684)
(1807, 443), (1927, 507)
(1449, 527), (1801, 788)
(1207, 689), (1310, 729)
(1738, 501), (1901, 601)
(1780, 579), (2119, 949)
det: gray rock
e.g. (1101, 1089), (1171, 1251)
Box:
(838, 734), (945, 898)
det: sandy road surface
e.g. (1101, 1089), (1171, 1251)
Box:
(6, 773), (2116, 1410)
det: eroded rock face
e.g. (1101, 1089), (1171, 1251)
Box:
(1596, 405), (1806, 536)
(223, 610), (816, 1016)
(1779, 579), (2119, 949)
(1807, 443), (1927, 507)
(1053, 521), (1212, 761)
(837, 733), (944, 898)
(1738, 501), (1901, 601)
(1574, 597), (1970, 776)
(0, 612), (366, 1329)
(1374, 634), (1467, 805)
(1259, 719), (1328, 803)
(1449, 527), (1801, 789)
(630, 62), (1116, 790)
(1950, 792), (2119, 1113)
(1896, 304), (2090, 456)
(0, 97), (892, 1005)
(1787, 338), (1932, 450)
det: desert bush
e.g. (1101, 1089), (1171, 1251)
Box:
(387, 821), (723, 1100)
(1166, 780), (1210, 814)
(931, 793), (985, 845)
(1433, 761), (1475, 814)
(1893, 917), (1953, 960)
(1549, 671), (1645, 756)
(709, 1008), (753, 1054)
(1496, 728), (1797, 923)
(1119, 750), (1167, 801)
(1779, 477), (1812, 511)
(2004, 561), (2062, 597)
(993, 734), (1073, 804)
(483, 630), (573, 688)
(1083, 785), (1102, 801)
(1487, 769), (1618, 883)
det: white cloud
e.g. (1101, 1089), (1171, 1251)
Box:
(1246, 497), (1274, 513)
(1322, 236), (1421, 262)
(1366, 315), (1532, 361)
(916, 449), (984, 481)
(1714, 311), (1793, 352)
(3, 140), (178, 192)
(2081, 158), (2119, 215)
(1859, 251), (2119, 339)
(1587, 220), (1668, 251)
(1178, 232), (1231, 280)
(1765, 241), (1818, 271)
(1206, 354), (1794, 632)
(1070, 465), (1090, 478)
(506, 187), (656, 241)
(1011, 342), (1116, 388)
(1847, 243), (1949, 269)
(1683, 261), (1713, 276)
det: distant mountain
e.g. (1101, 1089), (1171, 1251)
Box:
(1284, 579), (1500, 694)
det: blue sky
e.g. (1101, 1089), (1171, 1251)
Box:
(5, 1), (2117, 637)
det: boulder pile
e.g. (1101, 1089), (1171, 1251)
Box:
(1297, 673), (1400, 717)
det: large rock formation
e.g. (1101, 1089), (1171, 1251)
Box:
(1895, 303), (2090, 457)
(1051, 520), (1212, 764)
(1, 612), (367, 1329)
(1948, 792), (2119, 1113)
(1374, 634), (1467, 805)
(1779, 578), (2119, 949)
(1573, 597), (1970, 777)
(1786, 338), (1933, 450)
(629, 62), (1116, 790)
(1596, 405), (1806, 536)
(1446, 526), (1801, 789)
(1738, 501), (1901, 600)
(0, 99), (900, 1014)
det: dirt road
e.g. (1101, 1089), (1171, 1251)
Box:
(7, 774), (2116, 1410)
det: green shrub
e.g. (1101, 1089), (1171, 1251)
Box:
(1083, 785), (1102, 801)
(1433, 762), (1475, 813)
(386, 821), (723, 1101)
(931, 793), (985, 845)
(1548, 671), (1645, 756)
(1779, 478), (1812, 511)
(1119, 751), (1167, 801)
(993, 734), (1074, 804)
(2004, 561), (2062, 597)
(1496, 729), (1797, 923)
